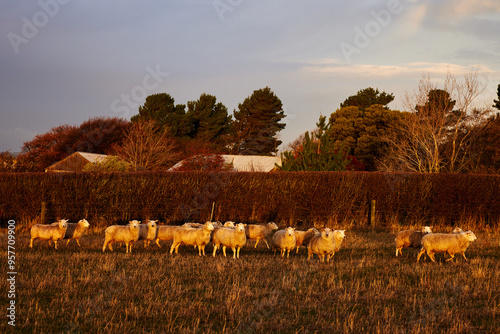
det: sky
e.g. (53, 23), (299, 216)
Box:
(1, 0), (499, 153)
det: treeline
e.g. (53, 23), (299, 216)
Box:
(2, 172), (499, 229)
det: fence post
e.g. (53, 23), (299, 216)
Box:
(41, 201), (46, 224)
(370, 199), (376, 227)
(210, 202), (215, 222)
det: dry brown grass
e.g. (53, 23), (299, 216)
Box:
(1, 228), (500, 333)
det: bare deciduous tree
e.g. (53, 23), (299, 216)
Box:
(113, 120), (179, 171)
(379, 69), (490, 173)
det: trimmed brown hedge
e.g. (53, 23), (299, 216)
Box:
(1, 172), (499, 229)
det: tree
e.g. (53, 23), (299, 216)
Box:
(493, 84), (500, 111)
(380, 70), (489, 173)
(326, 105), (404, 171)
(112, 120), (178, 171)
(340, 87), (394, 110)
(466, 114), (500, 173)
(170, 154), (233, 172)
(20, 117), (129, 172)
(131, 93), (189, 138)
(232, 87), (286, 155)
(185, 93), (232, 151)
(0, 151), (16, 172)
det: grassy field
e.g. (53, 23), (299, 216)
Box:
(2, 227), (500, 333)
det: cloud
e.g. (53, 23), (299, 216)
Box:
(300, 61), (496, 79)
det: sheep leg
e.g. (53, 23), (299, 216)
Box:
(30, 238), (34, 248)
(428, 251), (436, 263)
(296, 247), (299, 254)
(254, 238), (260, 248)
(264, 239), (271, 249)
(212, 245), (218, 257)
(66, 239), (71, 246)
(307, 251), (312, 261)
(416, 248), (426, 262)
(461, 253), (468, 261)
(222, 246), (228, 257)
(286, 249), (290, 258)
(53, 240), (58, 249)
(76, 239), (81, 247)
(108, 242), (114, 252)
(156, 239), (162, 248)
(396, 248), (401, 257)
(445, 253), (455, 262)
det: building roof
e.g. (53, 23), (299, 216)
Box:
(45, 151), (110, 172)
(220, 155), (281, 172)
(169, 154), (282, 172)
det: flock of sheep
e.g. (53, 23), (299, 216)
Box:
(28, 219), (478, 263)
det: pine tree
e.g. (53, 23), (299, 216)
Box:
(186, 93), (231, 149)
(340, 87), (394, 110)
(131, 93), (188, 138)
(232, 87), (286, 155)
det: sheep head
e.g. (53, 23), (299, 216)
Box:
(421, 226), (433, 234)
(284, 227), (295, 236)
(204, 222), (215, 231)
(334, 230), (346, 240)
(235, 223), (246, 233)
(464, 231), (477, 242)
(268, 222), (279, 230)
(78, 219), (90, 228)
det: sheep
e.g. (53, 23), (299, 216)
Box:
(102, 220), (140, 253)
(182, 222), (204, 228)
(417, 230), (477, 263)
(272, 227), (296, 258)
(294, 227), (319, 253)
(223, 221), (235, 228)
(170, 221), (215, 256)
(155, 225), (180, 248)
(50, 219), (90, 246)
(245, 222), (279, 248)
(212, 223), (247, 258)
(137, 220), (158, 248)
(452, 227), (464, 233)
(30, 219), (68, 249)
(308, 229), (346, 263)
(395, 226), (433, 257)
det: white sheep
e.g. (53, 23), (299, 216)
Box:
(102, 220), (140, 253)
(272, 227), (297, 258)
(308, 229), (346, 263)
(155, 225), (180, 248)
(182, 222), (204, 228)
(50, 219), (90, 246)
(294, 227), (319, 253)
(170, 221), (215, 256)
(245, 222), (279, 248)
(212, 223), (247, 258)
(138, 220), (158, 248)
(30, 219), (68, 249)
(417, 230), (477, 263)
(223, 221), (235, 228)
(452, 227), (464, 233)
(395, 226), (433, 256)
